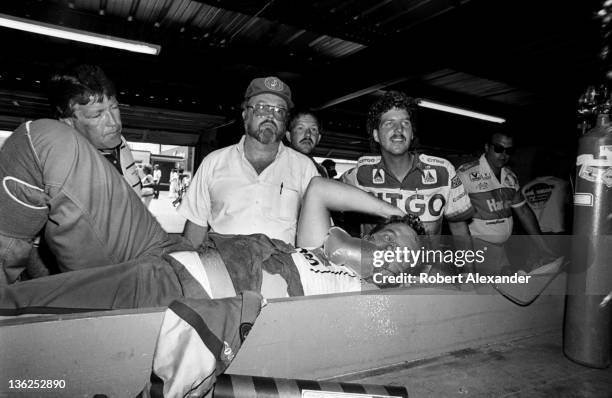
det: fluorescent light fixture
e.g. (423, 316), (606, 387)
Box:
(417, 99), (506, 123)
(0, 13), (160, 55)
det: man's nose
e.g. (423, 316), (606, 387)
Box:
(105, 110), (120, 126)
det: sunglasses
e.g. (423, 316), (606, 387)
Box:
(491, 143), (515, 155)
(247, 103), (288, 121)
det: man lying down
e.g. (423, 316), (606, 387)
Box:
(0, 176), (428, 313)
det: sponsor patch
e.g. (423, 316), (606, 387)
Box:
(357, 156), (379, 165)
(425, 156), (445, 165)
(451, 175), (462, 188)
(373, 168), (385, 184)
(453, 191), (467, 202)
(477, 181), (489, 190)
(422, 169), (437, 184)
(469, 172), (481, 181)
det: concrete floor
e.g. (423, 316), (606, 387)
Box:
(342, 331), (612, 398)
(146, 190), (186, 234)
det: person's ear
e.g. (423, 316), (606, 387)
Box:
(314, 134), (321, 146)
(373, 129), (380, 143)
(285, 131), (292, 142)
(484, 143), (490, 153)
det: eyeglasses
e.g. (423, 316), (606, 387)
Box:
(246, 103), (288, 121)
(491, 143), (515, 155)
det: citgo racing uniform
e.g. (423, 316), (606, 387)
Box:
(342, 154), (474, 236)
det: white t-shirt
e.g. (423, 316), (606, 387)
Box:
(177, 136), (319, 244)
(522, 176), (569, 233)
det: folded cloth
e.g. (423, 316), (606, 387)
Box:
(202, 234), (304, 297)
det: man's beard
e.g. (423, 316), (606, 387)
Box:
(247, 119), (282, 144)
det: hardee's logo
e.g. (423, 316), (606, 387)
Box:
(373, 169), (385, 184)
(422, 169), (437, 184)
(264, 77), (283, 91)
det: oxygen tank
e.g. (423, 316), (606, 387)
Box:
(564, 112), (612, 368)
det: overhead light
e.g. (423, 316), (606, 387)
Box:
(417, 99), (506, 123)
(0, 13), (161, 55)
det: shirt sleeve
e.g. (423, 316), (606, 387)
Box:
(340, 167), (358, 186)
(176, 157), (212, 227)
(444, 164), (474, 222)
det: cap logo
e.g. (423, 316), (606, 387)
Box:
(264, 77), (283, 91)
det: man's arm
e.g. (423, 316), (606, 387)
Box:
(183, 220), (209, 249)
(297, 177), (404, 248)
(448, 220), (470, 236)
(448, 220), (475, 274)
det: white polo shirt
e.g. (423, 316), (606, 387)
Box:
(457, 154), (526, 243)
(177, 136), (319, 244)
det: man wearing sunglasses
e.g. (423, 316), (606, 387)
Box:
(457, 132), (554, 274)
(178, 77), (319, 247)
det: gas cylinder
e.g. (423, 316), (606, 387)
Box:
(564, 113), (612, 368)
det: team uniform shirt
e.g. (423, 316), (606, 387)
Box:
(177, 136), (319, 244)
(342, 154), (474, 235)
(521, 176), (569, 233)
(0, 119), (173, 280)
(457, 154), (526, 244)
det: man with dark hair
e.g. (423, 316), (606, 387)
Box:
(342, 91), (474, 239)
(48, 64), (142, 194)
(286, 110), (328, 177)
(457, 132), (554, 274)
(178, 77), (319, 247)
(321, 159), (337, 179)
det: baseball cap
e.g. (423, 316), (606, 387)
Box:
(244, 76), (293, 108)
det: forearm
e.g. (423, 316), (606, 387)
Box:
(297, 177), (403, 248)
(183, 220), (209, 249)
(448, 221), (475, 273)
(302, 177), (403, 218)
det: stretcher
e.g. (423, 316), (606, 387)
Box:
(0, 273), (567, 397)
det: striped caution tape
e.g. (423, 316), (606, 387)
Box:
(214, 374), (408, 398)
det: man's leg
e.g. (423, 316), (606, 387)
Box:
(0, 253), (209, 313)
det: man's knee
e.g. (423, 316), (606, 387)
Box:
(0, 234), (33, 285)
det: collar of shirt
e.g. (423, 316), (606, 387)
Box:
(378, 151), (425, 184)
(235, 135), (286, 160)
(479, 153), (512, 187)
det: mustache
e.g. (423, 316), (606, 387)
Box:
(258, 119), (277, 130)
(300, 138), (313, 144)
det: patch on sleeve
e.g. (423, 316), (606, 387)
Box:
(451, 175), (462, 188)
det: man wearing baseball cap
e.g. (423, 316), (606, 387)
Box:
(178, 76), (319, 246)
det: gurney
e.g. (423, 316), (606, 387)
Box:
(0, 271), (568, 397)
